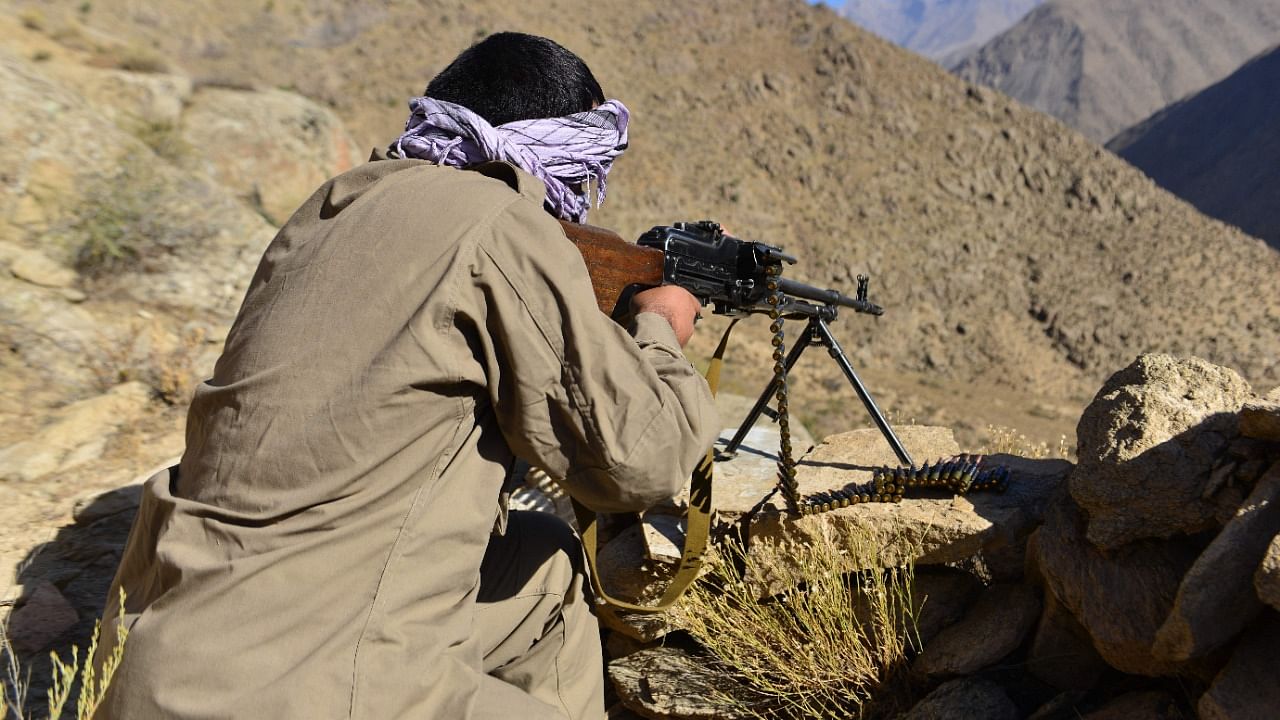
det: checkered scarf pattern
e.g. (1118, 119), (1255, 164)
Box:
(390, 97), (630, 223)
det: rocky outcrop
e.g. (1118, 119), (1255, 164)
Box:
(181, 87), (364, 224)
(741, 426), (1070, 584)
(608, 647), (749, 720)
(1034, 498), (1202, 676)
(1071, 354), (1253, 549)
(0, 382), (152, 482)
(913, 582), (1040, 676)
(1154, 462), (1280, 661)
(1197, 612), (1280, 720)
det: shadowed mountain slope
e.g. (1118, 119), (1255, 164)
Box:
(952, 0), (1280, 142)
(1108, 45), (1280, 251)
(11, 0), (1280, 445)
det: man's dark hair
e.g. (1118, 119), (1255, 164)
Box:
(426, 32), (605, 126)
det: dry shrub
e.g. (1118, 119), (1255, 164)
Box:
(978, 424), (1071, 459)
(130, 120), (191, 164)
(113, 46), (168, 74)
(2, 590), (127, 720)
(674, 527), (919, 719)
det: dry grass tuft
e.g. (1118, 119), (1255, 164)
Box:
(978, 424), (1072, 459)
(674, 527), (918, 719)
(2, 590), (128, 720)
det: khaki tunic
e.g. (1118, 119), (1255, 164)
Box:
(95, 157), (718, 718)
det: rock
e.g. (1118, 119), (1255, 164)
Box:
(1080, 691), (1187, 719)
(914, 582), (1040, 676)
(0, 381), (152, 482)
(901, 678), (1019, 720)
(46, 64), (192, 128)
(1071, 354), (1253, 549)
(6, 580), (78, 652)
(1197, 612), (1280, 720)
(1154, 462), (1280, 661)
(911, 566), (985, 644)
(181, 86), (363, 224)
(1255, 534), (1280, 611)
(1028, 589), (1108, 691)
(1239, 401), (1280, 442)
(1034, 498), (1201, 676)
(7, 244), (76, 288)
(723, 426), (1069, 593)
(608, 647), (751, 720)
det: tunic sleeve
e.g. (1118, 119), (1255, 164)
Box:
(467, 198), (719, 514)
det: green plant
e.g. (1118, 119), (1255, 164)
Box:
(66, 160), (169, 277)
(674, 527), (919, 719)
(130, 120), (191, 163)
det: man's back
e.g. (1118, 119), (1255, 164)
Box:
(96, 157), (718, 718)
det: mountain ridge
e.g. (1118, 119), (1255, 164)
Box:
(1108, 44), (1280, 251)
(952, 0), (1280, 142)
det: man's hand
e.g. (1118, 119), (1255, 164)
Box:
(631, 285), (700, 347)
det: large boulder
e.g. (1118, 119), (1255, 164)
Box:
(1197, 612), (1280, 720)
(608, 646), (750, 720)
(181, 86), (364, 224)
(1034, 498), (1202, 676)
(1027, 589), (1108, 691)
(1154, 461), (1280, 661)
(734, 426), (1070, 590)
(1071, 354), (1253, 549)
(902, 678), (1019, 720)
(914, 582), (1040, 677)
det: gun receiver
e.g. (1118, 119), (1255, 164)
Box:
(559, 219), (881, 318)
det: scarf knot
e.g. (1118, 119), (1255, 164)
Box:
(390, 97), (630, 223)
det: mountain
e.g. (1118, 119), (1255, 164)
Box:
(838, 0), (1045, 63)
(4, 0), (1280, 455)
(952, 0), (1280, 143)
(1108, 45), (1280, 251)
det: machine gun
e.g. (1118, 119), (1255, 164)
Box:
(559, 220), (1011, 626)
(559, 219), (915, 510)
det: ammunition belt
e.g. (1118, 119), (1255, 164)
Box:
(765, 271), (1010, 516)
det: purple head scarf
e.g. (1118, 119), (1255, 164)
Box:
(389, 97), (630, 223)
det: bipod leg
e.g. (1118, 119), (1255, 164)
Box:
(810, 318), (914, 467)
(719, 327), (812, 458)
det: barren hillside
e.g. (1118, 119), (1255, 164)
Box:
(952, 0), (1280, 142)
(6, 0), (1280, 451)
(1108, 45), (1280, 251)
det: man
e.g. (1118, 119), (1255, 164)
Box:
(95, 33), (718, 719)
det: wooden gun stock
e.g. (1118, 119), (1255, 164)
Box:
(558, 220), (665, 317)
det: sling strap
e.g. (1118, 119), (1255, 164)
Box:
(573, 319), (738, 636)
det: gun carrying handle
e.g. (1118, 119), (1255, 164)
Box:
(559, 220), (666, 318)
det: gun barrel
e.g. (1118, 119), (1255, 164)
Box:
(776, 278), (883, 315)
